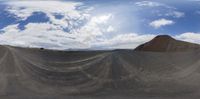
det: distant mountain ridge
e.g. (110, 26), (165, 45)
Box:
(134, 35), (200, 52)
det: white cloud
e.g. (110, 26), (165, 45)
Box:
(107, 26), (115, 32)
(1, 1), (126, 49)
(135, 1), (184, 19)
(175, 32), (200, 44)
(0, 23), (89, 49)
(4, 1), (83, 19)
(0, 22), (156, 49)
(150, 18), (174, 29)
(172, 11), (185, 18)
(92, 33), (156, 49)
(90, 14), (112, 24)
(135, 1), (162, 7)
(1, 1), (195, 50)
(165, 11), (185, 18)
(0, 1), (94, 49)
(4, 1), (91, 32)
(71, 14), (114, 44)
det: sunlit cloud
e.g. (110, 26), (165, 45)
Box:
(175, 32), (200, 44)
(149, 18), (175, 29)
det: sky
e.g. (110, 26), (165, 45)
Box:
(0, 0), (200, 50)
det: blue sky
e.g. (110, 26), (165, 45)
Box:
(0, 0), (200, 49)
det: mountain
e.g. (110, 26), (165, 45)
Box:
(134, 35), (200, 52)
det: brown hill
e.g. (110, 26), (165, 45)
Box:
(134, 35), (200, 52)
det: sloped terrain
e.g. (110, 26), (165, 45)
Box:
(1, 36), (200, 99)
(134, 35), (200, 52)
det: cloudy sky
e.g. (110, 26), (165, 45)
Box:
(0, 0), (200, 50)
